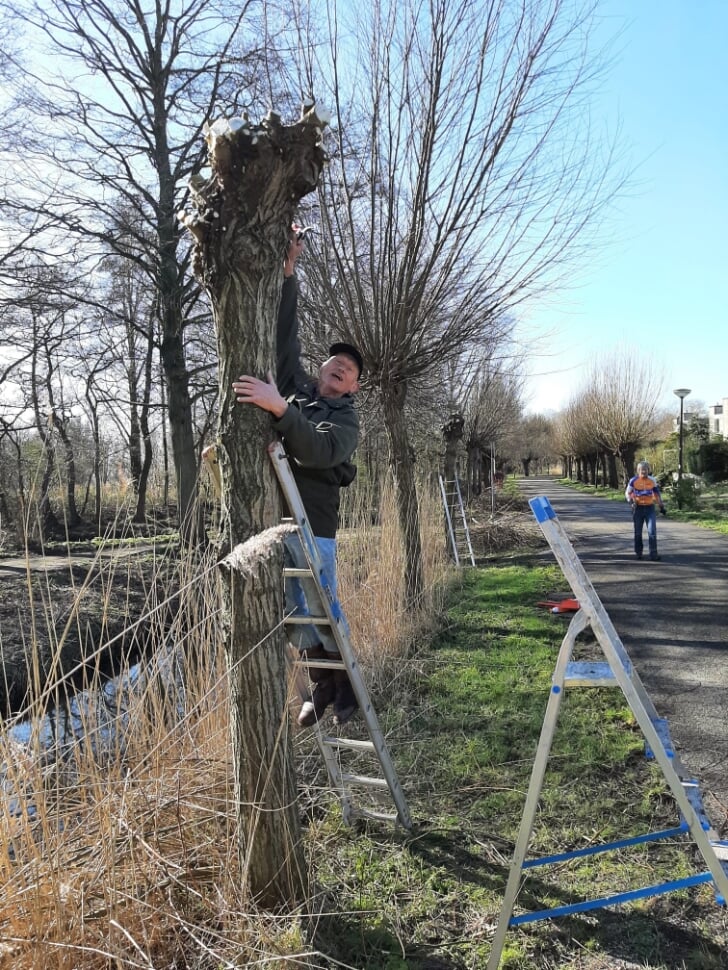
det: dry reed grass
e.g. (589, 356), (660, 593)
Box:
(0, 470), (452, 968)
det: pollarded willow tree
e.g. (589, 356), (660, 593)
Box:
(554, 397), (592, 481)
(453, 352), (524, 496)
(585, 349), (666, 484)
(506, 413), (556, 477)
(281, 0), (625, 608)
(179, 103), (329, 908)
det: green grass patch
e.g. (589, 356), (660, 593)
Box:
(310, 563), (728, 969)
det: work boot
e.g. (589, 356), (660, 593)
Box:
(297, 675), (336, 727)
(332, 669), (359, 726)
(300, 644), (329, 683)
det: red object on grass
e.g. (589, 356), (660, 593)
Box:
(535, 597), (580, 614)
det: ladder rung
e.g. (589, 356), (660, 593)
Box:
(295, 658), (346, 672)
(285, 616), (331, 625)
(510, 873), (715, 926)
(564, 661), (619, 686)
(350, 807), (400, 824)
(322, 737), (376, 752)
(284, 567), (312, 578)
(341, 773), (390, 789)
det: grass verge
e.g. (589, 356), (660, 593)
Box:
(2, 476), (727, 968)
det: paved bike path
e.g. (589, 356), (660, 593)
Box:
(517, 477), (728, 830)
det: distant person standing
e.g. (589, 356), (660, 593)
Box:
(625, 461), (666, 561)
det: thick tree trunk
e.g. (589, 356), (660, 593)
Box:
(161, 330), (201, 541)
(606, 452), (618, 489)
(128, 394), (142, 491)
(467, 444), (482, 497)
(133, 338), (155, 523)
(220, 527), (305, 907)
(92, 415), (102, 528)
(619, 444), (638, 484)
(442, 413), (464, 484)
(381, 382), (424, 610)
(53, 417), (80, 526)
(587, 453), (597, 486)
(39, 445), (60, 540)
(184, 104), (328, 908)
(159, 360), (170, 508)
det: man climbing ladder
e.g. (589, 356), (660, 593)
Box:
(232, 226), (364, 726)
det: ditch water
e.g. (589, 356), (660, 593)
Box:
(0, 641), (187, 835)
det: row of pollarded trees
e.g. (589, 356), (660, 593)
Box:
(288, 0), (622, 606)
(1, 0), (624, 600)
(0, 0), (628, 912)
(554, 351), (669, 487)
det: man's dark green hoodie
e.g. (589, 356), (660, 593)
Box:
(274, 275), (358, 538)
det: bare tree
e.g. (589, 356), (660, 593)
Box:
(0, 273), (88, 537)
(3, 0), (266, 541)
(87, 255), (161, 522)
(586, 349), (665, 484)
(504, 413), (555, 476)
(79, 358), (113, 529)
(555, 393), (598, 483)
(459, 356), (523, 496)
(287, 0), (624, 608)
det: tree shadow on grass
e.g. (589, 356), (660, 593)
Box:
(310, 914), (468, 970)
(406, 827), (727, 969)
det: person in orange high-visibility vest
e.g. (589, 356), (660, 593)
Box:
(625, 460), (666, 561)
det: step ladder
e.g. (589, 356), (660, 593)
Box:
(438, 474), (475, 566)
(268, 440), (412, 830)
(487, 494), (728, 969)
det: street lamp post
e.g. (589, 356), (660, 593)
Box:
(673, 387), (691, 509)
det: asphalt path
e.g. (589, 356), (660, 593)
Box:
(517, 477), (728, 831)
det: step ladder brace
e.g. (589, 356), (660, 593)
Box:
(268, 441), (412, 831)
(439, 473), (475, 566)
(487, 495), (728, 969)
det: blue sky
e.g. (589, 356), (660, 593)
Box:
(522, 0), (727, 417)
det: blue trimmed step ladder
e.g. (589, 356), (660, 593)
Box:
(487, 495), (728, 969)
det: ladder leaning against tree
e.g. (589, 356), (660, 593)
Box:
(439, 472), (476, 566)
(268, 440), (412, 830)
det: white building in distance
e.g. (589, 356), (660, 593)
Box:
(708, 398), (728, 438)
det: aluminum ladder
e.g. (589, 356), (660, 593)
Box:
(487, 494), (728, 969)
(438, 473), (475, 566)
(268, 440), (412, 830)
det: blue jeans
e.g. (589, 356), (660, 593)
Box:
(633, 504), (658, 559)
(283, 533), (346, 654)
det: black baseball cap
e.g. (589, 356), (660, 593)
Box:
(329, 341), (364, 378)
